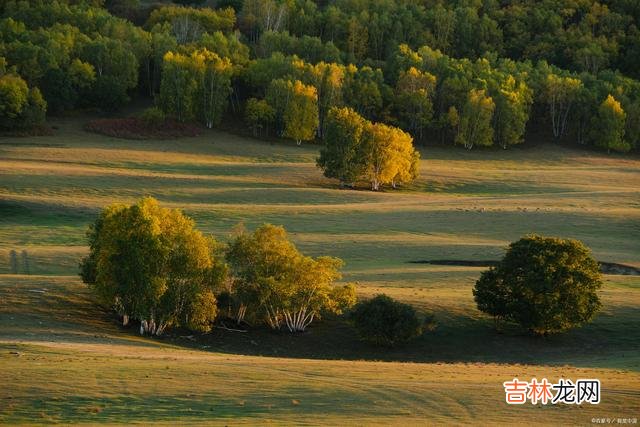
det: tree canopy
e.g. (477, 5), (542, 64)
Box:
(226, 224), (356, 332)
(318, 107), (419, 190)
(2, 0), (640, 153)
(80, 197), (227, 335)
(473, 235), (603, 335)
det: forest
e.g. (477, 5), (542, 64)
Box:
(1, 0), (639, 155)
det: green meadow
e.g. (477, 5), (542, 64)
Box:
(1, 117), (639, 424)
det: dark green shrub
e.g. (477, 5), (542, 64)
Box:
(351, 294), (423, 347)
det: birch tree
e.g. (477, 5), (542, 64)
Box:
(543, 74), (582, 139)
(80, 197), (227, 336)
(394, 66), (436, 140)
(193, 49), (233, 129)
(492, 76), (532, 149)
(159, 51), (198, 122)
(226, 224), (356, 331)
(455, 88), (495, 149)
(362, 121), (419, 190)
(297, 61), (345, 138)
(317, 106), (368, 186)
(283, 80), (318, 145)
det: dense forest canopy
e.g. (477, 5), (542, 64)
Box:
(1, 0), (639, 154)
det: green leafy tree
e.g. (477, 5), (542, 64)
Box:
(351, 294), (424, 347)
(283, 80), (318, 145)
(265, 78), (292, 135)
(296, 61), (345, 138)
(342, 65), (384, 120)
(193, 49), (233, 129)
(493, 76), (532, 149)
(245, 97), (275, 136)
(0, 72), (46, 131)
(159, 50), (198, 122)
(542, 73), (582, 139)
(146, 5), (236, 41)
(80, 197), (227, 335)
(317, 106), (368, 186)
(455, 89), (495, 149)
(394, 67), (436, 140)
(0, 73), (28, 120)
(473, 235), (602, 335)
(81, 36), (138, 111)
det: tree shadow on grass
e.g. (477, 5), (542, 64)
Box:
(164, 304), (640, 371)
(3, 275), (638, 370)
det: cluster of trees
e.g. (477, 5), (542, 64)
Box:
(474, 235), (603, 335)
(318, 107), (419, 190)
(0, 1), (147, 112)
(80, 197), (356, 335)
(0, 58), (46, 131)
(80, 198), (603, 342)
(241, 56), (389, 144)
(390, 44), (640, 152)
(159, 49), (232, 128)
(226, 223), (356, 332)
(2, 0), (639, 153)
(233, 0), (640, 80)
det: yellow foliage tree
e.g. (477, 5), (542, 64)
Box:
(362, 121), (420, 190)
(591, 94), (629, 153)
(283, 80), (319, 145)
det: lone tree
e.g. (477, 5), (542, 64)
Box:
(226, 223), (356, 332)
(473, 235), (602, 335)
(80, 197), (227, 335)
(351, 294), (426, 347)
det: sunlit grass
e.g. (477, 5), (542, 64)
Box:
(0, 117), (639, 423)
(0, 275), (638, 425)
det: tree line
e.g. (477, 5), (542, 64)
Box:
(1, 0), (638, 154)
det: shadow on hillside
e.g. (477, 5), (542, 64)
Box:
(163, 304), (640, 370)
(3, 275), (638, 370)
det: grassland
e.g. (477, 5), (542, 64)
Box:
(1, 117), (639, 424)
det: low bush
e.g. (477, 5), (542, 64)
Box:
(351, 294), (425, 347)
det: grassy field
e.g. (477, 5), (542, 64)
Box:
(1, 117), (639, 424)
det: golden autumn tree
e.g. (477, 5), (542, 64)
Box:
(283, 80), (319, 145)
(192, 49), (233, 129)
(591, 94), (629, 153)
(159, 49), (232, 128)
(362, 121), (420, 190)
(226, 224), (356, 332)
(80, 197), (227, 336)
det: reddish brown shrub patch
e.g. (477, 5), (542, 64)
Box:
(85, 118), (201, 140)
